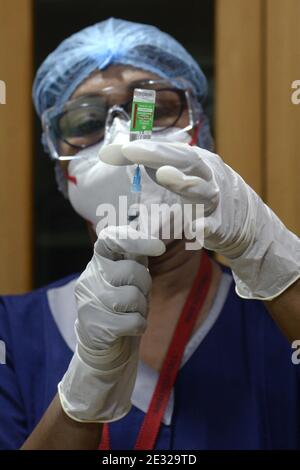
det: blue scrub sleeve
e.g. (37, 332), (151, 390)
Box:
(0, 298), (28, 449)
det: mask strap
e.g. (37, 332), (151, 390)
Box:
(64, 169), (77, 185)
(189, 121), (202, 146)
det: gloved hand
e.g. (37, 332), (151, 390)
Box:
(58, 225), (165, 422)
(99, 141), (300, 300)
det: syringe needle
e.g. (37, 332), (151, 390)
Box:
(128, 165), (141, 228)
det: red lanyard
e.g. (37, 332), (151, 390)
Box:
(99, 250), (212, 451)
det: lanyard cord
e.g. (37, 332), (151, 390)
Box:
(99, 250), (212, 451)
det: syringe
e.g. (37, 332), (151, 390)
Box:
(128, 88), (156, 228)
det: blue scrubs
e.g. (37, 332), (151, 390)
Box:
(0, 268), (299, 450)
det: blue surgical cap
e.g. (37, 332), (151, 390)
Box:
(33, 17), (213, 152)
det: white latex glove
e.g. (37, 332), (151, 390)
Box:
(99, 141), (300, 300)
(58, 225), (165, 423)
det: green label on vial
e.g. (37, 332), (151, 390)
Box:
(130, 101), (155, 132)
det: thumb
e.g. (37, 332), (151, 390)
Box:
(156, 165), (203, 195)
(156, 165), (220, 215)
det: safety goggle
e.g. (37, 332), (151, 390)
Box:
(41, 78), (201, 160)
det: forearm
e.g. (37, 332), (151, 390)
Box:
(21, 393), (102, 450)
(264, 279), (300, 343)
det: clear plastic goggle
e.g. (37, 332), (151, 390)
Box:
(41, 78), (201, 161)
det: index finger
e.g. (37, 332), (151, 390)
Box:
(122, 140), (212, 181)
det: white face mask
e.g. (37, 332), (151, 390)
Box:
(103, 117), (192, 146)
(68, 118), (192, 240)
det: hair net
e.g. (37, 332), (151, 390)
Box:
(33, 17), (208, 114)
(33, 18), (213, 195)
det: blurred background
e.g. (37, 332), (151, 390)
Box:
(0, 0), (299, 293)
